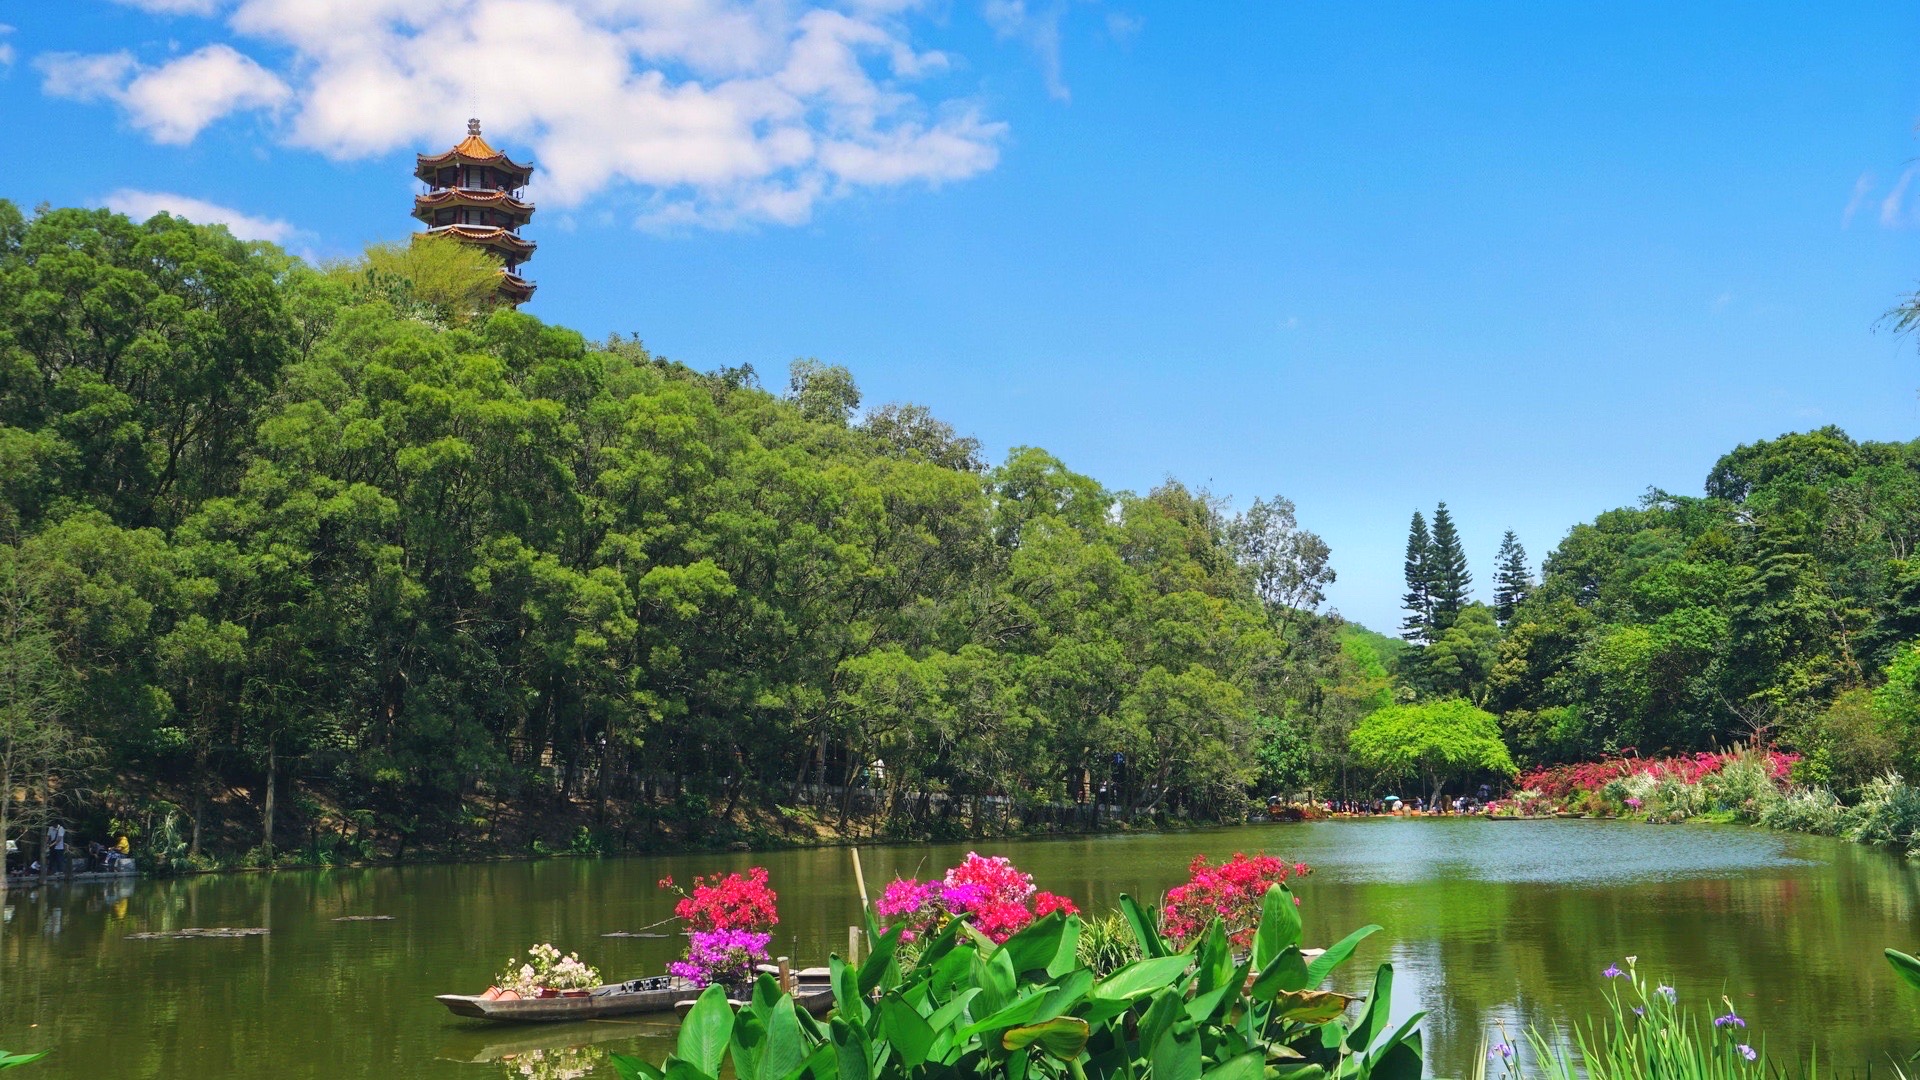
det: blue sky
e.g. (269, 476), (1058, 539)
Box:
(2, 1), (1917, 634)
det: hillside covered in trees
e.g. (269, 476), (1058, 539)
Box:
(1393, 427), (1920, 797)
(0, 203), (1392, 864)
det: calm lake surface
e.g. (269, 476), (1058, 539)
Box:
(4, 819), (1918, 1078)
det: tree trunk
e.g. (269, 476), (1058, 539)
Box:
(261, 742), (277, 855)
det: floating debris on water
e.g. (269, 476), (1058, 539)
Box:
(600, 931), (669, 938)
(332, 916), (395, 922)
(127, 927), (270, 940)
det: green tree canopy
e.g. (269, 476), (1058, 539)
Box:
(1349, 698), (1515, 805)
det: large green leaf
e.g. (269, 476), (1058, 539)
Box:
(1092, 954), (1196, 1002)
(1306, 925), (1380, 986)
(609, 1053), (662, 1080)
(1202, 1050), (1268, 1080)
(1120, 893), (1170, 959)
(859, 925), (902, 995)
(879, 997), (938, 1067)
(959, 991), (1052, 1040)
(832, 955), (868, 1027)
(1344, 965), (1395, 1054)
(829, 1017), (872, 1080)
(1049, 915), (1083, 979)
(1003, 1016), (1092, 1061)
(757, 994), (807, 1080)
(1149, 1020), (1202, 1080)
(1000, 911), (1068, 974)
(1888, 949), (1920, 993)
(1272, 989), (1360, 1025)
(678, 984), (735, 1076)
(1252, 885), (1302, 973)
(1250, 946), (1311, 999)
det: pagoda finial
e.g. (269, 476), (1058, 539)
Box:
(468, 117), (482, 136)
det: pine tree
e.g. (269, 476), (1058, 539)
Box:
(1401, 510), (1433, 643)
(1427, 502), (1471, 634)
(1493, 530), (1533, 626)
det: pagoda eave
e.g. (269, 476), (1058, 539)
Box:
(412, 188), (534, 216)
(498, 270), (536, 305)
(427, 225), (536, 257)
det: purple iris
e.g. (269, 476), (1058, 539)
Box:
(1602, 964), (1623, 978)
(1487, 1043), (1514, 1061)
(1656, 985), (1677, 1002)
(1738, 1045), (1757, 1062)
(1714, 1013), (1745, 1029)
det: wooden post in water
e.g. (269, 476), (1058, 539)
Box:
(849, 924), (861, 964)
(777, 955), (791, 992)
(851, 847), (869, 908)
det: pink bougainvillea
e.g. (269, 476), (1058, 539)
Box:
(1517, 750), (1797, 799)
(659, 868), (779, 933)
(1161, 852), (1310, 950)
(874, 852), (1077, 944)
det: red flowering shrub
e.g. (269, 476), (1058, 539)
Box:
(1161, 852), (1310, 950)
(1518, 750), (1798, 800)
(658, 868), (779, 932)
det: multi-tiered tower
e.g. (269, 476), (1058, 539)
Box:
(412, 119), (537, 305)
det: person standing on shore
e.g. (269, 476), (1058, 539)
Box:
(46, 822), (66, 873)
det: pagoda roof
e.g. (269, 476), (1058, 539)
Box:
(412, 187), (535, 222)
(497, 269), (536, 305)
(427, 224), (536, 256)
(415, 120), (533, 180)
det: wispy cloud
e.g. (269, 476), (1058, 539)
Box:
(1881, 165), (1919, 228)
(984, 0), (1071, 101)
(0, 25), (15, 69)
(102, 188), (300, 243)
(41, 0), (1011, 230)
(1843, 172), (1875, 227)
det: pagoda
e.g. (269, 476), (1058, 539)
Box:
(412, 119), (537, 305)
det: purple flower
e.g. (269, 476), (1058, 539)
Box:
(1602, 964), (1623, 978)
(1625, 798), (1643, 809)
(1714, 1013), (1745, 1029)
(1631, 1007), (1646, 1017)
(1738, 1044), (1757, 1062)
(670, 928), (772, 987)
(1656, 985), (1677, 1002)
(1488, 1043), (1514, 1061)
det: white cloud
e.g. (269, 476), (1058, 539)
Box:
(41, 44), (289, 143)
(0, 25), (14, 69)
(1843, 171), (1874, 227)
(47, 0), (1012, 228)
(103, 188), (300, 243)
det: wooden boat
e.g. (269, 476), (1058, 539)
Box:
(438, 968), (835, 1023)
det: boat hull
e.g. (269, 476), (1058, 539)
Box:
(438, 974), (835, 1023)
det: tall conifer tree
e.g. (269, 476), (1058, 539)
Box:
(1427, 502), (1471, 633)
(1401, 510), (1433, 643)
(1493, 530), (1532, 626)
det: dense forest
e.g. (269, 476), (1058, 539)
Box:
(0, 203), (1397, 865)
(1392, 428), (1920, 798)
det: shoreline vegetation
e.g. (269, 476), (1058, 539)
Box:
(8, 202), (1920, 885)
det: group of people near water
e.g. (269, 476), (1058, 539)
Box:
(1324, 785), (1499, 816)
(3, 822), (131, 879)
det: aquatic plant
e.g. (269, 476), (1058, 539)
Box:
(612, 883), (1419, 1080)
(493, 943), (601, 996)
(1161, 851), (1310, 949)
(1479, 956), (1777, 1080)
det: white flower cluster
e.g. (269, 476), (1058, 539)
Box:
(495, 942), (601, 995)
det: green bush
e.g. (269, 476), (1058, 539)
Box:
(1843, 772), (1920, 856)
(1758, 788), (1846, 836)
(613, 886), (1421, 1080)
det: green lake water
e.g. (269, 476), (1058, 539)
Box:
(4, 819), (1918, 1078)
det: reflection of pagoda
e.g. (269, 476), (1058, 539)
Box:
(413, 119), (536, 305)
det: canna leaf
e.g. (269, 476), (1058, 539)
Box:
(1002, 1016), (1092, 1060)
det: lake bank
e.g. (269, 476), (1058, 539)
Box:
(5, 819), (1919, 1078)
